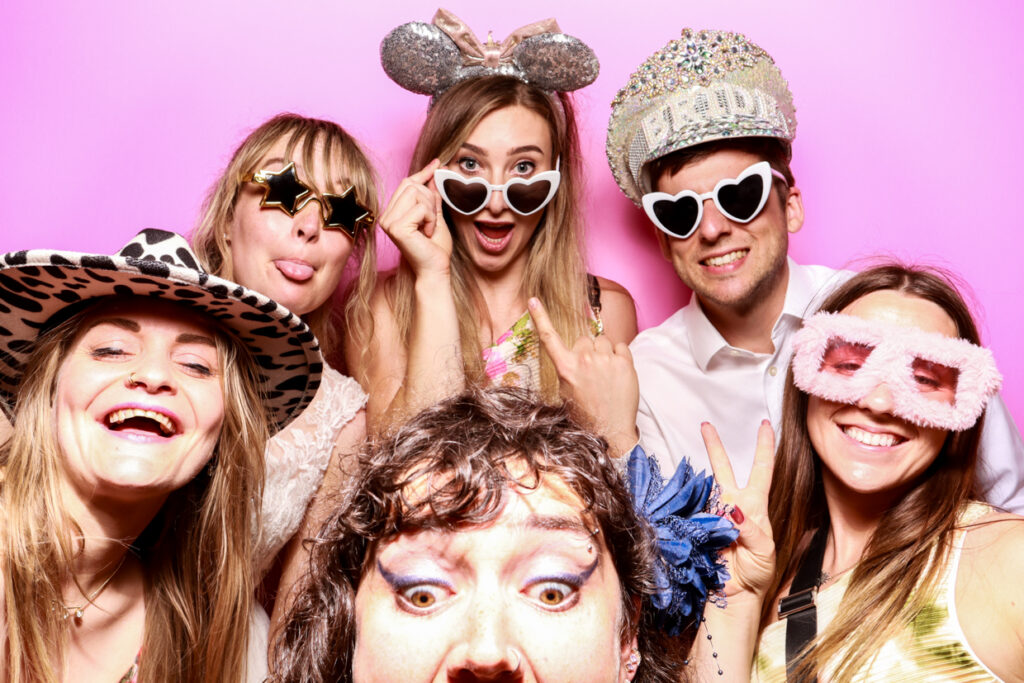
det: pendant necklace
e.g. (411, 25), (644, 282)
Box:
(58, 553), (128, 622)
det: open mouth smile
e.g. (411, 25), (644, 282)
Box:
(474, 222), (515, 253)
(104, 407), (179, 437)
(840, 424), (907, 448)
(701, 249), (748, 268)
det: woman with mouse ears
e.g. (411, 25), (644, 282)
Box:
(350, 9), (638, 430)
(0, 229), (322, 682)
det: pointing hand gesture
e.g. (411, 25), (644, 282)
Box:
(529, 297), (639, 455)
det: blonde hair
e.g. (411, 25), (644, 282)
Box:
(379, 76), (591, 399)
(192, 113), (379, 360)
(1, 301), (269, 682)
(765, 265), (985, 680)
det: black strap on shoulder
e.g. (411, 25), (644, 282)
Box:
(779, 524), (829, 682)
(587, 273), (602, 312)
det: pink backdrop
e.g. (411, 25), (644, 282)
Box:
(2, 1), (1021, 425)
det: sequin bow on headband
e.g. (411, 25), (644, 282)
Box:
(380, 8), (599, 98)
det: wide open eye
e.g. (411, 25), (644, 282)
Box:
(399, 584), (450, 610)
(533, 582), (571, 606)
(715, 172), (766, 221)
(820, 339), (874, 375)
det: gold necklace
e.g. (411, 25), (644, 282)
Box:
(58, 553), (127, 621)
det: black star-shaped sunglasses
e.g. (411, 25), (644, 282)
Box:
(242, 162), (374, 239)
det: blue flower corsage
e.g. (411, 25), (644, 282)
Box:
(626, 445), (739, 635)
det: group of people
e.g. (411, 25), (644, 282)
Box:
(1, 10), (1022, 683)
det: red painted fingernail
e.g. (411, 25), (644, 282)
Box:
(731, 505), (745, 525)
(762, 419), (771, 426)
(701, 421), (710, 427)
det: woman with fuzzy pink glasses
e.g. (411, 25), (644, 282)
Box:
(694, 264), (1024, 681)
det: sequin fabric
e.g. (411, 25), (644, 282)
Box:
(606, 28), (797, 206)
(380, 10), (598, 100)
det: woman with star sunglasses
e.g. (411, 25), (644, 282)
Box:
(352, 73), (637, 429)
(693, 264), (1024, 681)
(190, 113), (378, 656)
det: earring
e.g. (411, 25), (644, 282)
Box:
(507, 647), (522, 673)
(625, 646), (640, 677)
(128, 372), (139, 386)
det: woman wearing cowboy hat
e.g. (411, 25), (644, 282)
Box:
(0, 229), (322, 682)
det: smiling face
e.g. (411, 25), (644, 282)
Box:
(653, 148), (803, 315)
(807, 290), (957, 499)
(55, 299), (225, 505)
(228, 135), (355, 315)
(443, 105), (555, 278)
(351, 473), (633, 682)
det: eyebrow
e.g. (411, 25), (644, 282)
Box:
(85, 318), (216, 347)
(87, 317), (140, 333)
(458, 143), (546, 158)
(176, 332), (217, 347)
(521, 513), (594, 537)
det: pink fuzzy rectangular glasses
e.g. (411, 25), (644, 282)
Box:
(791, 313), (1002, 431)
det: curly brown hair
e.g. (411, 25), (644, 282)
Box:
(269, 388), (690, 682)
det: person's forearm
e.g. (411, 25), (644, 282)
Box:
(690, 593), (764, 681)
(387, 271), (465, 422)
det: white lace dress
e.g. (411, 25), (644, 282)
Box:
(247, 364), (367, 681)
(253, 364), (366, 573)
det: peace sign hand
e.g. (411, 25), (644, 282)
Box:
(529, 297), (639, 455)
(701, 420), (777, 599)
(378, 159), (453, 277)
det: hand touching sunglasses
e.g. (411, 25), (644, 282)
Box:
(433, 159), (561, 217)
(641, 161), (787, 239)
(243, 162), (374, 239)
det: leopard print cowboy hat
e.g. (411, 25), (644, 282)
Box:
(0, 229), (322, 433)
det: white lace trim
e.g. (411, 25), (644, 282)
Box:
(253, 365), (367, 573)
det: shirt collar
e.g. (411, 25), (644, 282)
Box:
(683, 258), (812, 371)
(779, 258), (823, 322)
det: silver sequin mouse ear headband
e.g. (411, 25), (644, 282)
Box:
(380, 8), (599, 99)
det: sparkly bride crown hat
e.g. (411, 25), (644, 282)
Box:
(607, 28), (797, 206)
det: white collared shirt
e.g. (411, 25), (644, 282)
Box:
(631, 260), (1024, 512)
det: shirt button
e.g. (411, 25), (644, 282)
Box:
(769, 366), (778, 377)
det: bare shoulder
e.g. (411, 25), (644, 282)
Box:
(593, 275), (638, 345)
(956, 510), (1024, 680)
(961, 510), (1024, 566)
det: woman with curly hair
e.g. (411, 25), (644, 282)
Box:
(270, 388), (736, 682)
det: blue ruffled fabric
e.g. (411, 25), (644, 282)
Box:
(627, 445), (738, 635)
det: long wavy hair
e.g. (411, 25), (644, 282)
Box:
(269, 388), (687, 683)
(1, 300), (269, 682)
(373, 76), (591, 398)
(764, 264), (986, 680)
(192, 113), (379, 359)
